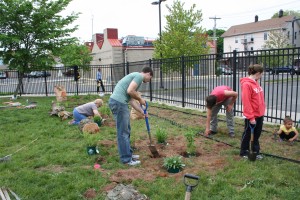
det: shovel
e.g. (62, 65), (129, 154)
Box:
(142, 102), (159, 158)
(183, 174), (200, 200)
(248, 123), (257, 161)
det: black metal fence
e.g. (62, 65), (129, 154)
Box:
(0, 47), (299, 124)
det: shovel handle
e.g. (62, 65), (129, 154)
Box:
(249, 123), (256, 142)
(249, 123), (256, 134)
(183, 174), (200, 189)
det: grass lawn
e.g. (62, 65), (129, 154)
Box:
(0, 94), (299, 200)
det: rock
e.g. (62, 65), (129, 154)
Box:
(106, 184), (149, 200)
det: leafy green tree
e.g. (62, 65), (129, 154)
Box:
(0, 0), (79, 72)
(0, 0), (79, 95)
(56, 43), (93, 81)
(57, 43), (93, 68)
(258, 30), (290, 68)
(263, 30), (290, 49)
(153, 0), (209, 62)
(271, 10), (300, 18)
(206, 29), (225, 54)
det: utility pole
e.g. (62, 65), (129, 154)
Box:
(91, 14), (94, 41)
(209, 16), (221, 54)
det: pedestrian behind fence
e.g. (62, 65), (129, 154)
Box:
(96, 68), (105, 95)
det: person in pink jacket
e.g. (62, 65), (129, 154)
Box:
(240, 64), (265, 160)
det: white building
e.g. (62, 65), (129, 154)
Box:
(222, 12), (300, 53)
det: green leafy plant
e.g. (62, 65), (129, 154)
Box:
(93, 115), (102, 126)
(155, 128), (168, 144)
(184, 130), (196, 155)
(163, 155), (185, 170)
(99, 105), (112, 117)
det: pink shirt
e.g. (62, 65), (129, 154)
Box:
(210, 86), (232, 103)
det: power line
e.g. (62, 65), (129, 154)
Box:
(219, 0), (299, 18)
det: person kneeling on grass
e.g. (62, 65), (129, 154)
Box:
(69, 99), (103, 125)
(275, 116), (299, 145)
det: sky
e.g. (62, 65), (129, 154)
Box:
(62, 0), (300, 42)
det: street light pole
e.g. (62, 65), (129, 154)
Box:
(152, 0), (166, 89)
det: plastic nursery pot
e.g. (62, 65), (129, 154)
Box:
(95, 121), (102, 127)
(167, 167), (181, 173)
(87, 146), (99, 155)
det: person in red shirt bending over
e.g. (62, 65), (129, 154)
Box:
(205, 85), (238, 138)
(240, 64), (265, 160)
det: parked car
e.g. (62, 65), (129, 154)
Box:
(269, 66), (292, 75)
(218, 66), (233, 75)
(290, 66), (300, 75)
(28, 71), (51, 78)
(0, 72), (7, 79)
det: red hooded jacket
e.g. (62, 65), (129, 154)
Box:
(240, 77), (265, 121)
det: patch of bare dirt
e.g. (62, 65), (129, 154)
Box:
(95, 133), (231, 185)
(89, 104), (299, 190)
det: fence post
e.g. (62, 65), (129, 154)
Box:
(126, 62), (129, 75)
(232, 50), (237, 116)
(44, 70), (48, 96)
(149, 59), (153, 102)
(110, 64), (114, 92)
(181, 55), (185, 108)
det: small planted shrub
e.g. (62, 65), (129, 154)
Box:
(155, 128), (168, 144)
(163, 155), (185, 173)
(184, 131), (196, 156)
(93, 115), (102, 126)
(99, 106), (112, 117)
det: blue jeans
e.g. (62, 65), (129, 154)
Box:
(72, 108), (87, 125)
(109, 98), (132, 163)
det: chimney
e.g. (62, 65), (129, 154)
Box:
(279, 9), (283, 18)
(255, 15), (258, 22)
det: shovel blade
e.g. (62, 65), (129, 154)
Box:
(148, 145), (159, 158)
(248, 152), (257, 161)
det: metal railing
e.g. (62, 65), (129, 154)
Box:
(0, 47), (299, 124)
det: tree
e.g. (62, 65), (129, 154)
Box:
(259, 30), (291, 68)
(271, 10), (300, 18)
(263, 30), (290, 49)
(0, 0), (79, 95)
(206, 29), (225, 54)
(153, 0), (209, 62)
(57, 43), (93, 81)
(57, 43), (93, 68)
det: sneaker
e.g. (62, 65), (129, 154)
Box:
(132, 155), (140, 160)
(256, 154), (263, 160)
(242, 155), (248, 159)
(229, 132), (235, 138)
(99, 93), (104, 97)
(127, 160), (141, 166)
